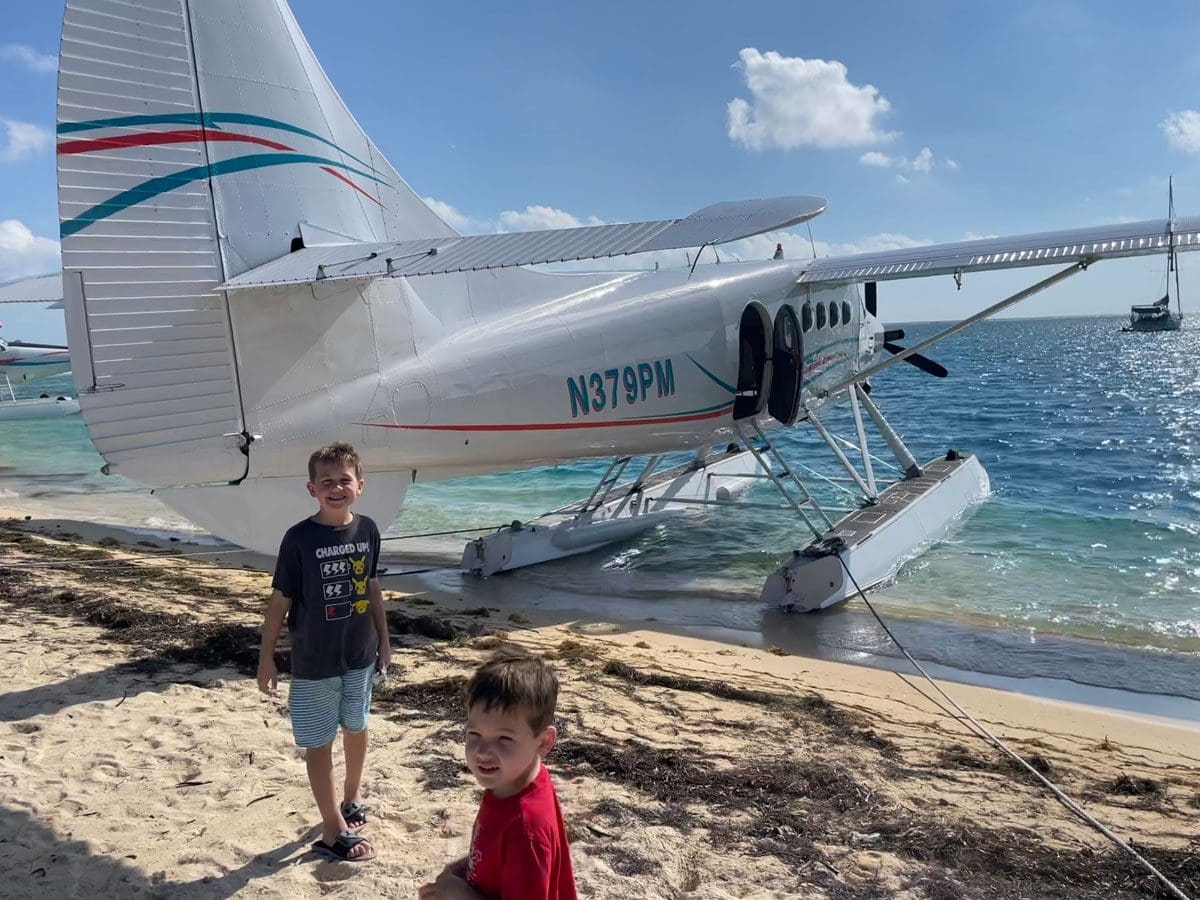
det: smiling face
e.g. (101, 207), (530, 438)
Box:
(465, 702), (556, 798)
(307, 460), (364, 524)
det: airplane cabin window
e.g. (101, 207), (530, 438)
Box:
(842, 300), (852, 323)
(830, 303), (840, 327)
(802, 303), (813, 332)
(816, 302), (827, 329)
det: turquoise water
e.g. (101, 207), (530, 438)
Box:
(2, 317), (1198, 699)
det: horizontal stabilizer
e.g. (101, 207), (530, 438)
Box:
(797, 216), (1200, 285)
(221, 196), (827, 289)
(0, 273), (63, 305)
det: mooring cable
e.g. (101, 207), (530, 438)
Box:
(380, 524), (509, 541)
(828, 542), (1191, 900)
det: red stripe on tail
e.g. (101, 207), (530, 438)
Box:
(57, 129), (293, 155)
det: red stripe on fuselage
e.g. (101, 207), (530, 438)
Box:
(57, 129), (293, 155)
(362, 404), (735, 432)
(804, 352), (847, 374)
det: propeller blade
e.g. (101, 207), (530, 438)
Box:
(882, 342), (949, 378)
(883, 328), (905, 342)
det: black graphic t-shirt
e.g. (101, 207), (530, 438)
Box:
(271, 514), (381, 680)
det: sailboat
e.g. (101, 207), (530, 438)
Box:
(1123, 179), (1184, 332)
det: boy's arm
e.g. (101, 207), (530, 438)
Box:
(367, 577), (391, 674)
(257, 589), (291, 695)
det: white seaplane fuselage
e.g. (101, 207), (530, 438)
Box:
(234, 262), (869, 483)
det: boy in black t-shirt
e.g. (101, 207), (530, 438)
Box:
(257, 442), (391, 863)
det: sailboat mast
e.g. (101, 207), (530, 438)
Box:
(1169, 176), (1182, 318)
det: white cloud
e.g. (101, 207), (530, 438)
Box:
(0, 219), (60, 281)
(1161, 110), (1200, 153)
(962, 231), (1000, 241)
(422, 196), (476, 232)
(727, 49), (896, 150)
(831, 232), (931, 256)
(419, 199), (606, 237)
(497, 205), (604, 232)
(726, 230), (931, 262)
(946, 158), (959, 170)
(860, 146), (939, 174)
(0, 119), (52, 163)
(894, 174), (911, 185)
(859, 151), (894, 167)
(0, 44), (56, 74)
(727, 230), (827, 262)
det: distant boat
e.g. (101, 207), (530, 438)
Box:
(1122, 294), (1182, 332)
(1123, 178), (1185, 333)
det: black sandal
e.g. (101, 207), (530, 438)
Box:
(340, 800), (368, 831)
(312, 830), (375, 862)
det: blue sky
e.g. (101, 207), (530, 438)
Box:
(3, 0), (1200, 341)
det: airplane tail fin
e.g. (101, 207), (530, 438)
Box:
(57, 0), (455, 486)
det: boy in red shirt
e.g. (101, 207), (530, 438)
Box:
(419, 648), (577, 900)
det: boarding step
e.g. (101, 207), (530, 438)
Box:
(579, 456), (634, 512)
(735, 420), (834, 534)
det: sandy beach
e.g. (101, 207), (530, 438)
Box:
(1, 508), (1198, 899)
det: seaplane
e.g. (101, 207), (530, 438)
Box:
(12, 0), (1200, 611)
(0, 275), (77, 419)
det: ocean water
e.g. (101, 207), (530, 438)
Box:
(3, 316), (1198, 703)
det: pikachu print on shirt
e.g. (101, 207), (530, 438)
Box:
(316, 541), (372, 621)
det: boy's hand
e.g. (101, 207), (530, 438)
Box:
(256, 658), (279, 695)
(378, 640), (392, 677)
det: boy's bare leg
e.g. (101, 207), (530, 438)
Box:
(306, 742), (373, 857)
(342, 727), (368, 808)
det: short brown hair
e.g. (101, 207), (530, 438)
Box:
(467, 646), (558, 733)
(307, 441), (363, 482)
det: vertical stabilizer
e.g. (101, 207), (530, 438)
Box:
(57, 0), (454, 487)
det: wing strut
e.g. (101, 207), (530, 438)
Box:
(824, 259), (1092, 397)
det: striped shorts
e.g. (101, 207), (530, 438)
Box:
(288, 665), (374, 749)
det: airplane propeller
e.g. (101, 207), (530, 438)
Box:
(864, 285), (948, 378)
(881, 328), (949, 378)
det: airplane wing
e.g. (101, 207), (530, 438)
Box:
(796, 215), (1200, 285)
(0, 272), (64, 305)
(221, 196), (827, 289)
